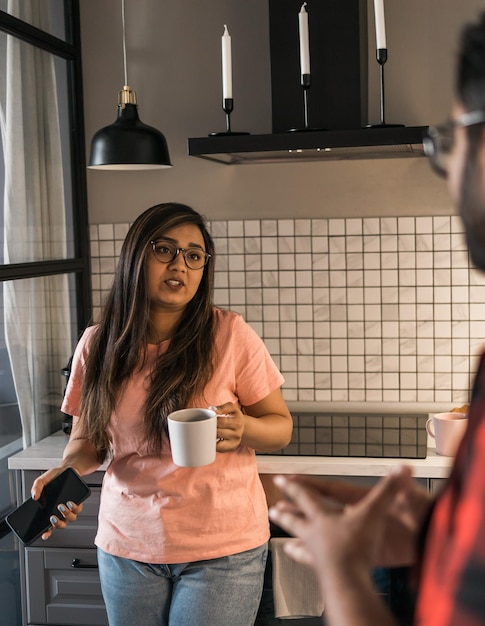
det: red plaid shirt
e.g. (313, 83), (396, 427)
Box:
(415, 353), (485, 625)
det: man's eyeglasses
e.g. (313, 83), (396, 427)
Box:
(424, 110), (485, 178)
(150, 240), (211, 270)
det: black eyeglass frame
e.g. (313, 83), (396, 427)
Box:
(150, 240), (211, 270)
(424, 109), (485, 178)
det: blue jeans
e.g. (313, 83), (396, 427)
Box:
(97, 544), (268, 626)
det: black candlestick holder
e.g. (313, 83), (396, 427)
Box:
(289, 74), (326, 132)
(209, 98), (250, 136)
(366, 48), (404, 128)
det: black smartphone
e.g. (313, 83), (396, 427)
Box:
(6, 467), (91, 545)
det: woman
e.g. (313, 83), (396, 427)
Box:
(33, 202), (293, 626)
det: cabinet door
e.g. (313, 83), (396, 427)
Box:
(25, 547), (108, 625)
(428, 478), (447, 496)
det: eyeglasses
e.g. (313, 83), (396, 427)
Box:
(424, 110), (485, 178)
(150, 240), (211, 270)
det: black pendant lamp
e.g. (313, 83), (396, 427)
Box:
(88, 0), (172, 170)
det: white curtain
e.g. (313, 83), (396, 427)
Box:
(0, 0), (73, 447)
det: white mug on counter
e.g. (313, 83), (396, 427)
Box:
(167, 408), (217, 467)
(426, 412), (468, 457)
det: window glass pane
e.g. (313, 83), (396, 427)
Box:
(0, 31), (75, 263)
(1, 273), (79, 442)
(0, 0), (66, 41)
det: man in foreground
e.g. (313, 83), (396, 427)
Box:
(269, 12), (485, 626)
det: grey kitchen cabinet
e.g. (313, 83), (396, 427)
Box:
(16, 470), (107, 626)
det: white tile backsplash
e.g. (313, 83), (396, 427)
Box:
(90, 216), (485, 406)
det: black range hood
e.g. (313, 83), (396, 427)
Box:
(188, 1), (427, 165)
(188, 126), (427, 165)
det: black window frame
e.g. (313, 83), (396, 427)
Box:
(0, 0), (91, 332)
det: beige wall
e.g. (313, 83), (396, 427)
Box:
(80, 1), (485, 224)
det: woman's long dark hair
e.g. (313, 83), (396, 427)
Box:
(79, 203), (216, 459)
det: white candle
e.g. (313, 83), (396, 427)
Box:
(373, 0), (387, 49)
(298, 3), (310, 75)
(221, 24), (232, 100)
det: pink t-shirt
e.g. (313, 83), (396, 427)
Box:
(62, 308), (284, 563)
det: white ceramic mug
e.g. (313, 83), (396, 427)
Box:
(167, 408), (217, 467)
(426, 412), (468, 456)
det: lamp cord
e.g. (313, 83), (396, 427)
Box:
(121, 0), (128, 86)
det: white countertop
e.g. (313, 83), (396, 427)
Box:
(8, 430), (454, 479)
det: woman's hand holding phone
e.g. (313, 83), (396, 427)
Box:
(7, 467), (90, 544)
(32, 467), (84, 539)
